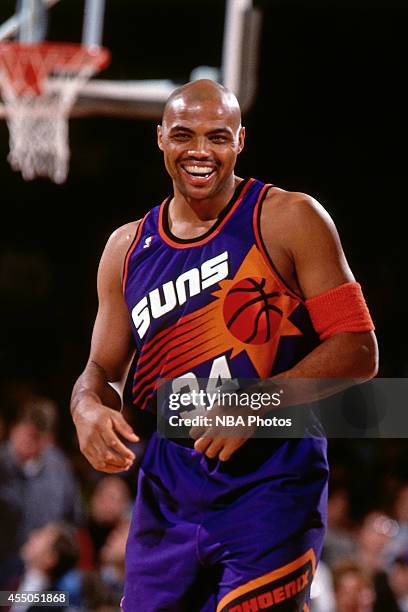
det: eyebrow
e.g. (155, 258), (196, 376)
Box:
(169, 125), (194, 133)
(169, 126), (232, 135)
(207, 128), (232, 135)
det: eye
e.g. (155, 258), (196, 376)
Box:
(210, 135), (229, 144)
(172, 132), (190, 141)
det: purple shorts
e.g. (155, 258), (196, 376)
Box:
(122, 434), (328, 611)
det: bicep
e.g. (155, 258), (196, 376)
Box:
(89, 294), (135, 383)
(289, 197), (355, 299)
(88, 228), (136, 383)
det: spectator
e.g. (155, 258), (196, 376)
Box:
(388, 553), (408, 611)
(82, 518), (130, 611)
(387, 484), (408, 562)
(332, 560), (376, 612)
(99, 519), (130, 595)
(323, 485), (355, 566)
(356, 512), (398, 574)
(0, 398), (83, 588)
(309, 559), (336, 612)
(355, 512), (400, 611)
(87, 476), (131, 557)
(10, 522), (80, 611)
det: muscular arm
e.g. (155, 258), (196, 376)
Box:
(71, 221), (141, 473)
(259, 189), (378, 391)
(192, 189), (378, 459)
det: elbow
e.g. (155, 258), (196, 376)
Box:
(360, 332), (379, 381)
(364, 356), (379, 381)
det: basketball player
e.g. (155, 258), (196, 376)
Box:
(71, 80), (378, 611)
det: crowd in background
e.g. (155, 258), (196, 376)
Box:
(1, 396), (408, 611)
(0, 398), (132, 611)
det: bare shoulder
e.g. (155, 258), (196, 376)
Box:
(105, 220), (142, 258)
(258, 186), (353, 295)
(263, 187), (334, 228)
(261, 186), (340, 252)
(98, 220), (142, 290)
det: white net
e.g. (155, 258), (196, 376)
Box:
(0, 43), (109, 183)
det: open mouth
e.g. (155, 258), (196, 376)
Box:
(182, 165), (216, 180)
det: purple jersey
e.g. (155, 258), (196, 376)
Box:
(122, 178), (328, 611)
(124, 178), (320, 405)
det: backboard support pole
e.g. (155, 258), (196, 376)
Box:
(0, 0), (58, 42)
(82, 0), (106, 47)
(19, 0), (40, 42)
(0, 0), (262, 120)
(222, 0), (253, 94)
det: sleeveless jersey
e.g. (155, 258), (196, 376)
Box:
(121, 179), (328, 612)
(123, 178), (320, 413)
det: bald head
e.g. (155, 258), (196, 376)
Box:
(162, 79), (241, 129)
(157, 79), (245, 200)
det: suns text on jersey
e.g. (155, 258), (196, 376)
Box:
(131, 251), (229, 339)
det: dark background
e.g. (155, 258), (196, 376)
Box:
(0, 0), (406, 478)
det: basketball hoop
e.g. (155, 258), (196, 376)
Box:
(0, 42), (110, 183)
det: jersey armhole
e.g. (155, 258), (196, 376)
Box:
(121, 217), (146, 293)
(253, 185), (305, 302)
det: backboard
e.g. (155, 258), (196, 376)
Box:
(0, 0), (262, 119)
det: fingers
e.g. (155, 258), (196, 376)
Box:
(198, 437), (226, 459)
(86, 437), (133, 473)
(100, 426), (136, 463)
(194, 435), (213, 454)
(189, 424), (206, 441)
(111, 413), (140, 443)
(78, 410), (139, 473)
(194, 434), (248, 461)
(219, 439), (246, 461)
(91, 455), (132, 473)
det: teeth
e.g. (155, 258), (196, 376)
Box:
(184, 165), (214, 176)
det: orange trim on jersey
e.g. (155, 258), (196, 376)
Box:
(133, 340), (225, 405)
(132, 303), (220, 400)
(253, 184), (304, 302)
(138, 305), (218, 366)
(134, 337), (230, 408)
(133, 335), (222, 403)
(158, 178), (255, 248)
(122, 215), (147, 294)
(135, 342), (231, 410)
(216, 548), (316, 612)
(133, 320), (215, 387)
(304, 603), (310, 612)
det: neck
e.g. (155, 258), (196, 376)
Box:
(171, 175), (242, 223)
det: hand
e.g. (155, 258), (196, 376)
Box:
(73, 399), (139, 473)
(189, 403), (256, 462)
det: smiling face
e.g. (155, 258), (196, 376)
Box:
(157, 80), (245, 203)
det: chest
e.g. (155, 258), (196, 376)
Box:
(125, 232), (257, 346)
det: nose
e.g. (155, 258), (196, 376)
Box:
(187, 136), (210, 158)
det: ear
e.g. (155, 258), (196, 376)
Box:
(157, 125), (164, 151)
(237, 126), (246, 154)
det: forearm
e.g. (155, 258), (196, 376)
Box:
(70, 360), (138, 472)
(71, 360), (122, 419)
(257, 332), (378, 408)
(281, 331), (377, 379)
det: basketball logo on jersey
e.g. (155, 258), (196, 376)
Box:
(223, 277), (283, 345)
(131, 245), (304, 412)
